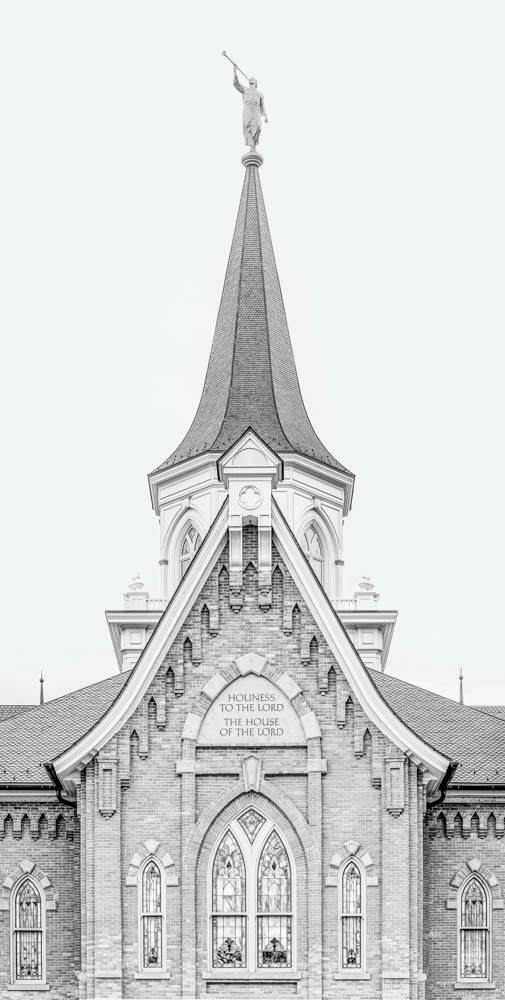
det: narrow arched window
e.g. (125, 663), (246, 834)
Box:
(460, 877), (490, 980)
(257, 831), (292, 968)
(12, 878), (44, 983)
(341, 861), (363, 969)
(302, 525), (324, 583)
(180, 526), (201, 577)
(212, 831), (246, 968)
(141, 860), (163, 969)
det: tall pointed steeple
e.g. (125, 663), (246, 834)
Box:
(153, 153), (352, 478)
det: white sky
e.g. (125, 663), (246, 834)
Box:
(1, 1), (504, 707)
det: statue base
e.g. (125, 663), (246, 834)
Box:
(242, 151), (263, 169)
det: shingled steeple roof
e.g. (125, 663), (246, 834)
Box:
(154, 154), (352, 476)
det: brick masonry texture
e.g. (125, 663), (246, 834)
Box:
(1, 526), (505, 999)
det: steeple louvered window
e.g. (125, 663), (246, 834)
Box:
(302, 525), (324, 583)
(180, 527), (201, 577)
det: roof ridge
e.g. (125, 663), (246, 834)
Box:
(370, 668), (505, 726)
(0, 670), (132, 729)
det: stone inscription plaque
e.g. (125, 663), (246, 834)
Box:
(198, 674), (305, 745)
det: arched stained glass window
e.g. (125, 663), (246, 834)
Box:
(257, 831), (292, 968)
(180, 526), (201, 577)
(212, 831), (246, 968)
(141, 861), (163, 969)
(341, 861), (362, 969)
(302, 525), (324, 583)
(460, 877), (490, 980)
(12, 879), (43, 982)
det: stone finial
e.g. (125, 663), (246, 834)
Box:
(128, 573), (144, 592)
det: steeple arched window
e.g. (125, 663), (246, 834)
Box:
(302, 525), (324, 584)
(11, 877), (45, 984)
(210, 816), (294, 974)
(180, 526), (201, 578)
(459, 876), (490, 981)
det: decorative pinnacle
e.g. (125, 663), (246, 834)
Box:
(459, 668), (464, 706)
(39, 670), (44, 706)
(128, 572), (144, 592)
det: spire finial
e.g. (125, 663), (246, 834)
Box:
(459, 668), (464, 705)
(223, 50), (268, 153)
(39, 669), (44, 706)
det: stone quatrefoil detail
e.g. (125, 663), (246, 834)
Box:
(0, 859), (58, 911)
(126, 839), (179, 887)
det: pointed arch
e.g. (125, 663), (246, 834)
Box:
(139, 857), (164, 971)
(458, 873), (491, 982)
(211, 830), (246, 968)
(340, 859), (363, 971)
(257, 828), (293, 968)
(11, 875), (45, 984)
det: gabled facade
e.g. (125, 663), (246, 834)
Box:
(1, 147), (505, 1000)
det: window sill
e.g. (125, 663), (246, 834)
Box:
(334, 971), (371, 981)
(203, 969), (302, 982)
(454, 983), (496, 991)
(134, 971), (171, 980)
(7, 986), (50, 992)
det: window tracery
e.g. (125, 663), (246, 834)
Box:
(12, 878), (44, 983)
(257, 830), (292, 968)
(459, 876), (490, 981)
(180, 526), (201, 577)
(341, 861), (362, 969)
(302, 525), (324, 583)
(141, 860), (163, 970)
(210, 819), (293, 973)
(211, 831), (247, 968)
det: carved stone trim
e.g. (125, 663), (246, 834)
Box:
(126, 839), (179, 887)
(446, 859), (503, 910)
(326, 840), (378, 888)
(0, 862), (58, 911)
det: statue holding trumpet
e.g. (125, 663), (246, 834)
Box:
(222, 50), (268, 150)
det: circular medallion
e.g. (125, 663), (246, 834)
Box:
(238, 485), (262, 510)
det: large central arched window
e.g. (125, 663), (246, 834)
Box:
(210, 815), (294, 974)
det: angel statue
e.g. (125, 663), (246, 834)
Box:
(232, 66), (268, 149)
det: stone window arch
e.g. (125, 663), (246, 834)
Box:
(209, 814), (295, 973)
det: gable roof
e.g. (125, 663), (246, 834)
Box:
(370, 671), (505, 786)
(1, 585), (504, 792)
(151, 155), (352, 477)
(41, 498), (451, 796)
(0, 672), (130, 787)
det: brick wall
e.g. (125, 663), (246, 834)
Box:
(0, 804), (79, 999)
